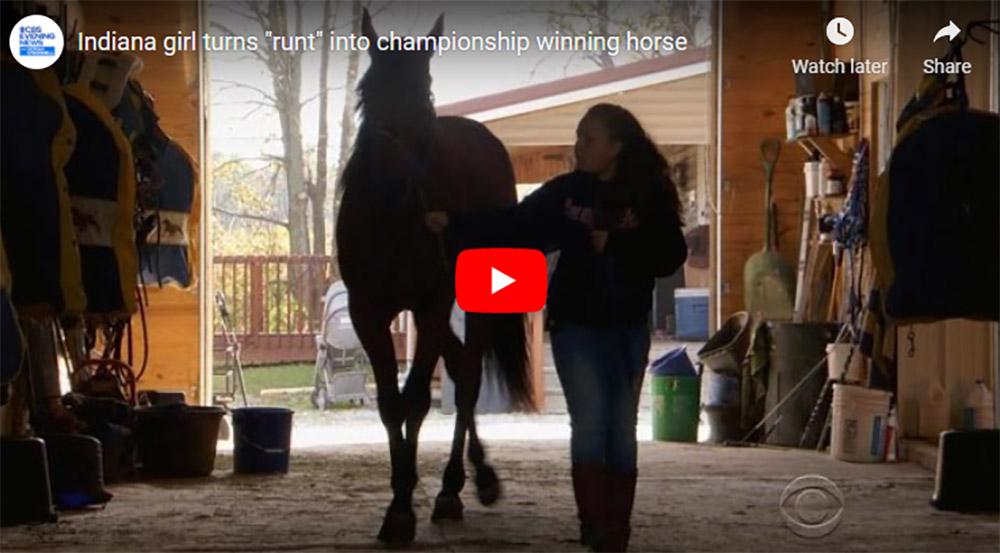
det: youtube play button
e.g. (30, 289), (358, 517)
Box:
(456, 249), (547, 313)
(491, 268), (516, 294)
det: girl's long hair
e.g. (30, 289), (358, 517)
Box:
(582, 103), (683, 221)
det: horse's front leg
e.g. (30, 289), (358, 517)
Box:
(350, 302), (414, 544)
(400, 305), (448, 485)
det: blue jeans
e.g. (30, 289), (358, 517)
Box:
(551, 323), (651, 473)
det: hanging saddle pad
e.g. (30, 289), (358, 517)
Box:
(880, 107), (999, 321)
(114, 79), (199, 289)
(0, 58), (85, 317)
(63, 84), (137, 316)
(138, 141), (199, 289)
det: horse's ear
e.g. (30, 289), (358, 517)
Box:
(427, 13), (444, 39)
(361, 7), (379, 46)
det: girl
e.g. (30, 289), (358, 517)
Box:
(427, 103), (687, 552)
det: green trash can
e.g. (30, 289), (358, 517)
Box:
(651, 375), (701, 442)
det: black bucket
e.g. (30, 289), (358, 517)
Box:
(232, 407), (294, 474)
(135, 405), (225, 477)
(0, 437), (58, 526)
(40, 433), (113, 509)
(932, 429), (999, 512)
(704, 405), (742, 443)
(765, 322), (840, 447)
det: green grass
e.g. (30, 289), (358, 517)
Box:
(213, 363), (312, 408)
(214, 362), (372, 410)
(241, 363), (316, 395)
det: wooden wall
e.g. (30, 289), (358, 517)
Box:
(718, 1), (823, 318)
(508, 146), (574, 183)
(82, 2), (204, 403)
(832, 0), (998, 437)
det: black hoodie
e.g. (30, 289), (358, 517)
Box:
(446, 170), (688, 329)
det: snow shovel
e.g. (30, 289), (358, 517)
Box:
(743, 138), (796, 320)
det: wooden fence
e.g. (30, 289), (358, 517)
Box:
(213, 255), (335, 365)
(212, 255), (409, 366)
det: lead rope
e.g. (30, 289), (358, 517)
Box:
(413, 182), (451, 274)
(375, 128), (451, 274)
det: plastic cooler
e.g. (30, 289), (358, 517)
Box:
(674, 288), (709, 341)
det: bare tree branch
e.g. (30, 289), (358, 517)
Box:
(213, 156), (275, 174)
(241, 102), (273, 120)
(562, 50), (580, 76)
(225, 99), (279, 109)
(295, 0), (304, 37)
(244, 0), (270, 30)
(213, 207), (289, 228)
(528, 48), (564, 81)
(299, 85), (345, 108)
(230, 165), (275, 183)
(214, 79), (279, 104)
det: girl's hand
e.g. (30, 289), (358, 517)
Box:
(618, 208), (638, 230)
(591, 230), (609, 253)
(425, 211), (449, 234)
(564, 199), (594, 228)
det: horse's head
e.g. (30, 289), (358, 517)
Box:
(357, 8), (442, 142)
(350, 9), (443, 214)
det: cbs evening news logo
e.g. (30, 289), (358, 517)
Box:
(9, 15), (64, 69)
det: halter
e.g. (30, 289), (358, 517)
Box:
(371, 126), (450, 273)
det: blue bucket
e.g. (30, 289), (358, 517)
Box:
(649, 347), (698, 377)
(232, 407), (294, 474)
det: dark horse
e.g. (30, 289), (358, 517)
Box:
(336, 9), (534, 544)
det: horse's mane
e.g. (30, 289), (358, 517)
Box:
(354, 61), (435, 131)
(351, 62), (438, 174)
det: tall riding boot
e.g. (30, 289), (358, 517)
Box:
(571, 463), (607, 548)
(594, 469), (637, 552)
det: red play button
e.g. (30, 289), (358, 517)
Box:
(455, 248), (547, 313)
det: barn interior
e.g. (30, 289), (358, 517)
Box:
(1, 1), (998, 552)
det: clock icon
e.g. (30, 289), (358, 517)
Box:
(826, 17), (855, 46)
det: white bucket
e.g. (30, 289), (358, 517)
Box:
(804, 161), (822, 199)
(830, 384), (892, 463)
(826, 343), (866, 383)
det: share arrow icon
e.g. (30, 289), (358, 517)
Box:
(934, 20), (961, 43)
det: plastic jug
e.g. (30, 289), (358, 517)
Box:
(919, 382), (950, 438)
(964, 380), (995, 430)
(785, 98), (797, 140)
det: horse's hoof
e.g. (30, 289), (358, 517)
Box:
(378, 507), (416, 544)
(475, 466), (502, 506)
(431, 494), (464, 523)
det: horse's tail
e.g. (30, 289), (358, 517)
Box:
(487, 312), (534, 412)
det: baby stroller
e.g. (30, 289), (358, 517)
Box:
(310, 280), (371, 409)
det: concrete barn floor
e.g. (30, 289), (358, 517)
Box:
(2, 437), (998, 552)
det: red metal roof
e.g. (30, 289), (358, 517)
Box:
(436, 46), (710, 117)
